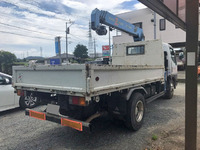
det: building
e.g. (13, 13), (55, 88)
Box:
(45, 53), (74, 64)
(89, 53), (102, 58)
(113, 8), (200, 48)
(25, 56), (44, 61)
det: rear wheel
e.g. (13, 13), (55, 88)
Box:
(19, 94), (39, 109)
(125, 93), (145, 131)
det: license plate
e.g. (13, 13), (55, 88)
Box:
(46, 104), (60, 115)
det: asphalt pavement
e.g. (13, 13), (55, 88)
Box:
(0, 83), (193, 150)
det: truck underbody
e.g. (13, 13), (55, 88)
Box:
(24, 78), (168, 131)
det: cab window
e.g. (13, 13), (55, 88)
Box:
(0, 76), (4, 85)
(127, 45), (145, 55)
(170, 48), (177, 65)
(0, 75), (12, 85)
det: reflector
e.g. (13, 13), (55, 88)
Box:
(61, 118), (83, 131)
(29, 110), (46, 120)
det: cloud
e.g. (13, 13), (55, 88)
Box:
(133, 3), (147, 10)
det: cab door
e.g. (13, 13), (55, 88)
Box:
(169, 47), (178, 75)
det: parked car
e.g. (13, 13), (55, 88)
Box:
(0, 72), (39, 112)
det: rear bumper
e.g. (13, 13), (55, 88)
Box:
(25, 108), (91, 131)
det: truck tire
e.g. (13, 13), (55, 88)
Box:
(19, 95), (39, 109)
(164, 80), (174, 99)
(125, 93), (145, 131)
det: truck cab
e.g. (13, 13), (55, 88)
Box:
(163, 43), (178, 89)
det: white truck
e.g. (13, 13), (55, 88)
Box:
(12, 39), (177, 131)
(13, 9), (177, 131)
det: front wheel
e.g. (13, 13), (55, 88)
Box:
(125, 93), (145, 131)
(19, 94), (39, 109)
(164, 80), (174, 99)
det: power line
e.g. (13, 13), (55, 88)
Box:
(0, 22), (58, 37)
(0, 14), (89, 39)
(0, 12), (66, 33)
(69, 34), (87, 41)
(0, 30), (54, 41)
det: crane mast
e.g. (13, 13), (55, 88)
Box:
(91, 8), (144, 41)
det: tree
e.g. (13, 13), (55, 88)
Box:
(0, 50), (17, 75)
(73, 44), (88, 59)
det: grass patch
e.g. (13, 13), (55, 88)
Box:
(152, 134), (158, 141)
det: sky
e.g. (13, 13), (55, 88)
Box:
(0, 0), (146, 58)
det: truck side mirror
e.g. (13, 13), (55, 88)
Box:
(179, 52), (184, 60)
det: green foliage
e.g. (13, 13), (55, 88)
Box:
(73, 44), (88, 59)
(13, 62), (28, 66)
(152, 134), (158, 141)
(0, 50), (17, 75)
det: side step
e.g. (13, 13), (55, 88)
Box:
(145, 91), (165, 104)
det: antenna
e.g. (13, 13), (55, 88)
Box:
(40, 47), (43, 57)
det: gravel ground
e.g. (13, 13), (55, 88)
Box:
(145, 83), (200, 150)
(0, 83), (198, 150)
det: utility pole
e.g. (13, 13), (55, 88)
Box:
(66, 21), (74, 62)
(88, 21), (93, 55)
(153, 12), (156, 39)
(66, 22), (69, 62)
(94, 38), (96, 58)
(109, 27), (111, 54)
(40, 47), (42, 57)
(108, 27), (112, 57)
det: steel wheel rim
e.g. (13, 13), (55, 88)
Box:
(135, 100), (144, 122)
(24, 94), (37, 107)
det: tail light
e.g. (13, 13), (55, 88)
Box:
(69, 96), (86, 106)
(17, 90), (24, 96)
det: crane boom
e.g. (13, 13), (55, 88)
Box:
(91, 8), (144, 41)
